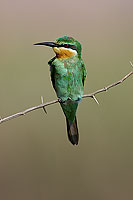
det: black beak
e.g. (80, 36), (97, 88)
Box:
(34, 42), (59, 47)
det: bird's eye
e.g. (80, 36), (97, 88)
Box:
(64, 44), (69, 48)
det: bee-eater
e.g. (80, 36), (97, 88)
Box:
(34, 36), (87, 145)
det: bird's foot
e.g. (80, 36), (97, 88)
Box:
(58, 98), (65, 103)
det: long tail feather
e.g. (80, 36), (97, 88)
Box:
(66, 117), (79, 145)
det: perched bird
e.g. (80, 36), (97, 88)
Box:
(34, 36), (87, 145)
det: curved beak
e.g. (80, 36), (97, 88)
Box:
(34, 42), (59, 47)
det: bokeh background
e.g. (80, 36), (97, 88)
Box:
(0, 0), (133, 199)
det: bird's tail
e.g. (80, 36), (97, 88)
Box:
(66, 116), (79, 145)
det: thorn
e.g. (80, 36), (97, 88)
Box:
(41, 96), (47, 114)
(20, 112), (24, 116)
(43, 107), (47, 114)
(92, 95), (99, 105)
(104, 87), (108, 91)
(41, 96), (44, 104)
(129, 61), (133, 68)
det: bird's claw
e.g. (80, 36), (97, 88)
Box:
(58, 98), (65, 103)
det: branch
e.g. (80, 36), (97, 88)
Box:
(0, 68), (132, 125)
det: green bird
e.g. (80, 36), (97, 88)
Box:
(34, 36), (87, 145)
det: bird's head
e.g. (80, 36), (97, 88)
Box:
(34, 36), (82, 59)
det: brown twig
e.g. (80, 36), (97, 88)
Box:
(0, 68), (132, 125)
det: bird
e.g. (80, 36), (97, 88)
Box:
(34, 36), (87, 145)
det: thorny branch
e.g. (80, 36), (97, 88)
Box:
(0, 63), (133, 125)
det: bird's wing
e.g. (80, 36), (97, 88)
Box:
(81, 60), (87, 86)
(48, 57), (56, 91)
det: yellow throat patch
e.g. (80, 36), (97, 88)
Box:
(53, 47), (77, 59)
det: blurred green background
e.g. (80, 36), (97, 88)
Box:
(0, 0), (133, 199)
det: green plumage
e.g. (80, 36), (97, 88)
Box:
(48, 36), (87, 145)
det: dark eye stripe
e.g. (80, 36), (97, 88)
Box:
(70, 45), (77, 51)
(59, 43), (77, 51)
